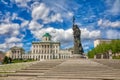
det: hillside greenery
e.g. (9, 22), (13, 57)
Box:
(88, 40), (120, 58)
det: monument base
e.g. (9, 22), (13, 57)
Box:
(71, 54), (86, 59)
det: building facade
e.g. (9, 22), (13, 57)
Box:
(10, 33), (72, 60)
(10, 46), (25, 59)
(94, 39), (112, 48)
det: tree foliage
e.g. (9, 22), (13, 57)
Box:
(3, 56), (12, 64)
(88, 40), (120, 58)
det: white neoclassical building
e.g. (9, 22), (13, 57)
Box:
(9, 46), (25, 59)
(94, 39), (112, 48)
(9, 33), (72, 60)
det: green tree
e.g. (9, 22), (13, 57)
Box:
(3, 56), (9, 64)
(88, 40), (120, 58)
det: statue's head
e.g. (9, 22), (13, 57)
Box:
(73, 24), (79, 30)
(74, 24), (78, 28)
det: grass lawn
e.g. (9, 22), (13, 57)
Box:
(0, 61), (37, 74)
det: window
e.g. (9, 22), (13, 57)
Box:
(56, 50), (57, 53)
(33, 45), (35, 48)
(41, 55), (43, 59)
(44, 55), (46, 59)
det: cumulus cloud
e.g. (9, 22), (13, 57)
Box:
(5, 37), (21, 43)
(106, 30), (120, 39)
(32, 3), (50, 20)
(0, 42), (23, 52)
(12, 0), (31, 8)
(50, 13), (63, 23)
(105, 0), (120, 15)
(29, 20), (43, 31)
(30, 27), (101, 46)
(0, 12), (11, 23)
(98, 19), (120, 28)
(32, 3), (63, 23)
(111, 0), (120, 15)
(0, 23), (20, 35)
(0, 22), (25, 51)
(81, 28), (101, 39)
(0, 12), (29, 51)
(21, 20), (29, 28)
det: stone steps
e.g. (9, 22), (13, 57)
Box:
(7, 73), (43, 77)
(23, 68), (51, 70)
(3, 59), (120, 80)
(5, 60), (64, 78)
(37, 75), (120, 80)
(16, 70), (47, 73)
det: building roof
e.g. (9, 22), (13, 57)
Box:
(10, 46), (24, 51)
(32, 41), (60, 44)
(42, 33), (51, 37)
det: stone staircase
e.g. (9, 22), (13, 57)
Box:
(7, 60), (64, 77)
(38, 59), (120, 80)
(1, 59), (120, 80)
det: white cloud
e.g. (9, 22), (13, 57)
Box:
(11, 13), (18, 20)
(98, 19), (120, 28)
(110, 0), (120, 15)
(0, 23), (20, 35)
(50, 13), (63, 23)
(21, 20), (29, 28)
(105, 0), (120, 15)
(0, 43), (23, 52)
(31, 3), (63, 23)
(12, 31), (19, 36)
(0, 12), (11, 23)
(81, 28), (101, 39)
(5, 37), (21, 43)
(14, 0), (31, 8)
(32, 3), (50, 20)
(68, 12), (73, 17)
(0, 12), (28, 27)
(31, 1), (40, 9)
(30, 27), (101, 45)
(29, 20), (43, 31)
(106, 30), (120, 39)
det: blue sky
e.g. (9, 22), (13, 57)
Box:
(0, 0), (120, 53)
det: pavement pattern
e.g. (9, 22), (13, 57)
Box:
(0, 59), (120, 80)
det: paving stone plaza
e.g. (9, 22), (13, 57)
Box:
(0, 59), (120, 80)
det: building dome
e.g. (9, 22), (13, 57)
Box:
(43, 33), (51, 37)
(42, 33), (52, 42)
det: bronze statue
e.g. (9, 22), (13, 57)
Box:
(72, 16), (83, 55)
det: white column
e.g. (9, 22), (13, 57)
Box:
(109, 50), (112, 59)
(101, 54), (103, 59)
(94, 55), (96, 59)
